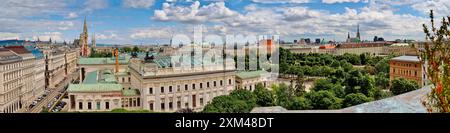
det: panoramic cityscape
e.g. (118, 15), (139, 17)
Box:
(0, 0), (449, 115)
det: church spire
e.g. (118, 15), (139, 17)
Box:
(347, 32), (350, 39)
(356, 24), (360, 40)
(83, 16), (88, 34)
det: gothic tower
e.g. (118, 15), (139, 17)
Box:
(356, 24), (361, 40)
(80, 17), (89, 57)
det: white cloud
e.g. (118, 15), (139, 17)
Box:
(411, 0), (450, 17)
(153, 1), (239, 23)
(130, 28), (173, 39)
(66, 12), (79, 19)
(123, 0), (155, 9)
(0, 0), (67, 18)
(251, 0), (310, 4)
(322, 0), (361, 4)
(96, 33), (119, 40)
(151, 1), (429, 41)
(84, 0), (108, 12)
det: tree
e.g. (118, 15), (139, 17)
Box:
(287, 97), (312, 110)
(132, 46), (140, 52)
(391, 78), (419, 95)
(343, 93), (373, 107)
(375, 58), (390, 74)
(375, 72), (390, 89)
(294, 74), (307, 96)
(203, 96), (253, 113)
(305, 90), (342, 109)
(273, 84), (294, 108)
(202, 89), (257, 113)
(254, 83), (275, 106)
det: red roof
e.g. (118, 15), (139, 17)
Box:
(4, 46), (31, 54)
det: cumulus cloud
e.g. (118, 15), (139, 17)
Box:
(130, 28), (173, 39)
(96, 33), (119, 40)
(151, 1), (429, 41)
(123, 0), (155, 9)
(153, 1), (239, 23)
(251, 0), (310, 4)
(322, 0), (362, 4)
(84, 0), (108, 12)
(66, 12), (79, 19)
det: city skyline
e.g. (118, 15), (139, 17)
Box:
(0, 0), (448, 44)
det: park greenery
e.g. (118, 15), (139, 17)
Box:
(203, 48), (421, 113)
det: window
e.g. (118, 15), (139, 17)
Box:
(79, 102), (83, 110)
(192, 84), (196, 90)
(122, 77), (124, 83)
(207, 82), (210, 88)
(200, 83), (203, 89)
(229, 79), (232, 85)
(185, 84), (188, 91)
(214, 81), (217, 87)
(161, 87), (165, 93)
(149, 103), (154, 111)
(105, 102), (110, 109)
(169, 102), (173, 110)
(128, 77), (131, 82)
(177, 85), (181, 92)
(161, 103), (165, 110)
(137, 98), (140, 106)
(149, 88), (153, 94)
(87, 102), (92, 110)
(185, 103), (189, 108)
(96, 102), (100, 110)
(169, 86), (173, 93)
(177, 101), (181, 109)
(200, 98), (204, 105)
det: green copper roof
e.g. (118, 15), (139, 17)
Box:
(122, 89), (140, 96)
(83, 71), (98, 84)
(83, 70), (118, 84)
(236, 70), (268, 79)
(67, 84), (123, 93)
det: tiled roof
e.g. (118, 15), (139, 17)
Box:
(236, 70), (269, 79)
(67, 84), (123, 93)
(4, 46), (31, 54)
(0, 48), (22, 64)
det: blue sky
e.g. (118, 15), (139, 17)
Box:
(0, 0), (448, 44)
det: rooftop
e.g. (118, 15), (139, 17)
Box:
(122, 89), (140, 97)
(83, 70), (118, 84)
(391, 55), (420, 62)
(67, 84), (123, 93)
(78, 55), (130, 65)
(236, 70), (269, 79)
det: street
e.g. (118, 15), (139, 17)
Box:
(26, 70), (79, 113)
